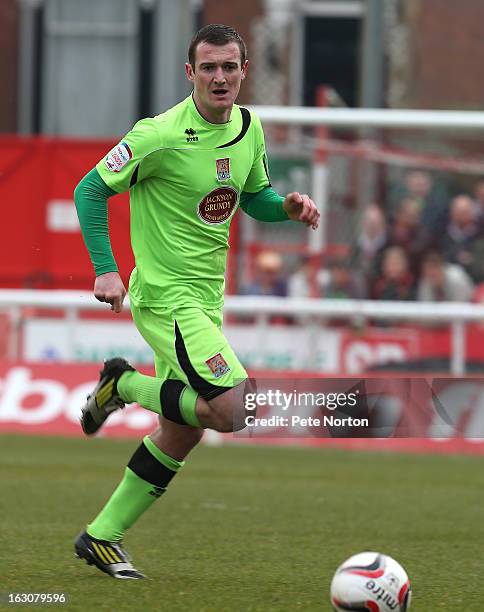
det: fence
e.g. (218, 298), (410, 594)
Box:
(2, 289), (484, 375)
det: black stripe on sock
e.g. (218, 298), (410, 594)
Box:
(128, 441), (176, 488)
(160, 379), (186, 425)
(174, 320), (230, 400)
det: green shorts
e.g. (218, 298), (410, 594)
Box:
(131, 304), (248, 400)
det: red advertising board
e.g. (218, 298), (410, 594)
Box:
(1, 361), (484, 455)
(0, 362), (157, 438)
(339, 327), (420, 373)
(0, 137), (239, 293)
(0, 137), (133, 289)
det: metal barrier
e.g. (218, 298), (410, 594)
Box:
(1, 290), (484, 375)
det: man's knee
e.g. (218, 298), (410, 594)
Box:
(152, 419), (204, 448)
(208, 379), (255, 433)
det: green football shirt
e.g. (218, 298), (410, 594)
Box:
(96, 95), (270, 309)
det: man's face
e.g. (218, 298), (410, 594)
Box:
(406, 171), (431, 198)
(451, 196), (474, 227)
(383, 249), (408, 280)
(362, 205), (385, 239)
(398, 199), (420, 227)
(185, 42), (248, 118)
(423, 261), (444, 287)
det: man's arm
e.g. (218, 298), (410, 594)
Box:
(239, 187), (288, 221)
(239, 187), (320, 229)
(74, 167), (126, 312)
(75, 118), (161, 312)
(241, 112), (319, 229)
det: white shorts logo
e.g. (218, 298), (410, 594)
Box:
(104, 142), (132, 172)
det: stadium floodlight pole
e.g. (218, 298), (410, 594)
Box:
(249, 106), (484, 130)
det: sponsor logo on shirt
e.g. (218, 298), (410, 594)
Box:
(197, 186), (238, 225)
(216, 157), (230, 181)
(104, 142), (132, 172)
(206, 353), (231, 379)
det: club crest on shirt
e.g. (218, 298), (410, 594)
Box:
(206, 353), (231, 379)
(104, 141), (132, 172)
(216, 157), (231, 182)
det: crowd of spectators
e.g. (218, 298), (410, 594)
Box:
(242, 170), (484, 304)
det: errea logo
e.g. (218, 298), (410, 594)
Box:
(185, 128), (198, 142)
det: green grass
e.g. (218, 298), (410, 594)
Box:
(1, 435), (484, 611)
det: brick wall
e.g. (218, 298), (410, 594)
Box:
(410, 0), (484, 109)
(203, 0), (264, 104)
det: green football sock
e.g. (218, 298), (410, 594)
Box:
(87, 436), (184, 542)
(118, 371), (202, 427)
(179, 385), (202, 428)
(117, 371), (162, 414)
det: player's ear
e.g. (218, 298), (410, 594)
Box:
(185, 62), (195, 82)
(241, 60), (249, 80)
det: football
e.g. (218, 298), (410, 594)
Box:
(330, 552), (412, 611)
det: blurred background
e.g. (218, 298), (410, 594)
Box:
(2, 0), (484, 443)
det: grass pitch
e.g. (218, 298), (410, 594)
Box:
(1, 435), (484, 611)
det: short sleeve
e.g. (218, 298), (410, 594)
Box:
(96, 118), (162, 194)
(243, 113), (271, 194)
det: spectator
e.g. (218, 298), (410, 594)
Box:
(440, 194), (480, 272)
(472, 177), (484, 219)
(467, 237), (484, 283)
(321, 257), (366, 299)
(351, 204), (387, 294)
(372, 246), (415, 300)
(287, 255), (321, 298)
(387, 197), (431, 273)
(417, 250), (474, 302)
(389, 169), (448, 235)
(242, 250), (287, 296)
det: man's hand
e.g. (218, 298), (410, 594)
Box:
(283, 192), (320, 229)
(94, 272), (126, 313)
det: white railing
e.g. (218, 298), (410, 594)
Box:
(250, 106), (484, 130)
(1, 290), (484, 375)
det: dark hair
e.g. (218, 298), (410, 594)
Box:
(188, 24), (247, 69)
(422, 250), (443, 266)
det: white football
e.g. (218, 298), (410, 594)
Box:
(330, 552), (412, 611)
